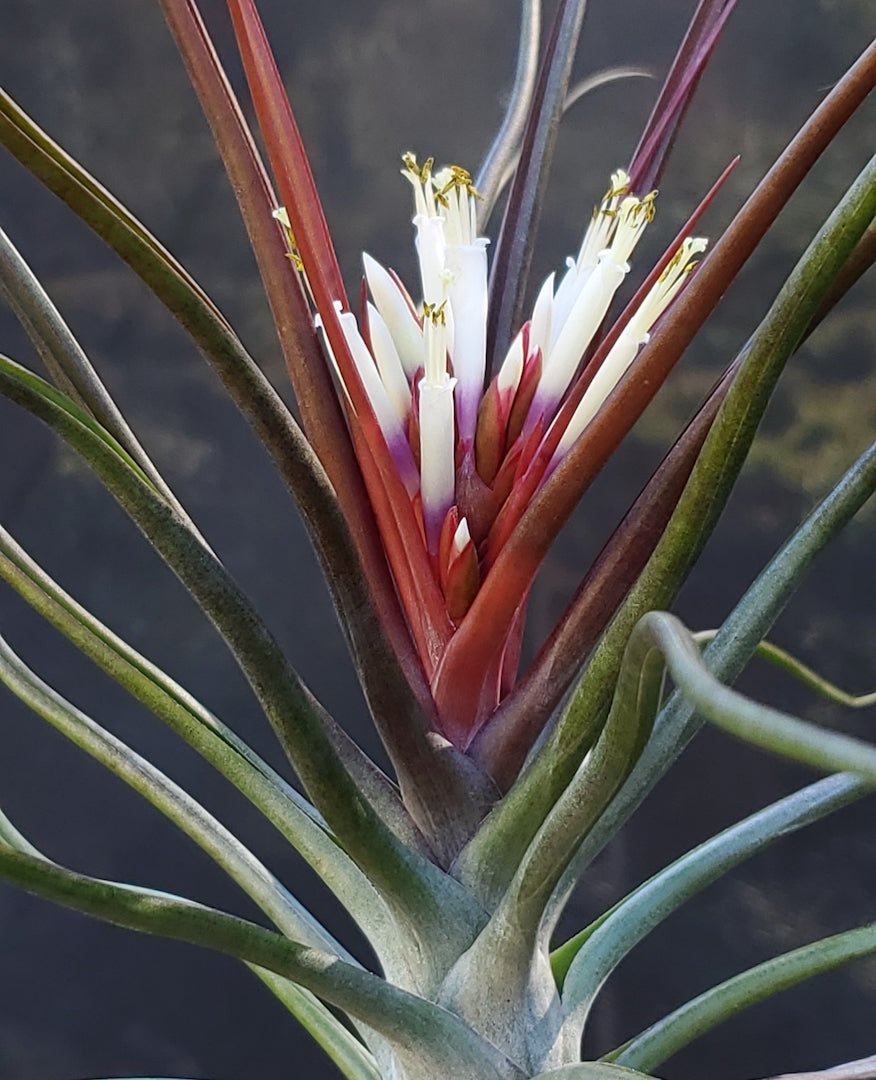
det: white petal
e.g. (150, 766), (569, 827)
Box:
(363, 253), (424, 379)
(367, 302), (411, 424)
(339, 312), (419, 496)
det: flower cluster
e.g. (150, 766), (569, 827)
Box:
(297, 157), (706, 745)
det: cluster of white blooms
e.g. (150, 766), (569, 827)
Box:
(315, 159), (706, 563)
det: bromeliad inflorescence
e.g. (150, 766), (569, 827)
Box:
(293, 156), (706, 748)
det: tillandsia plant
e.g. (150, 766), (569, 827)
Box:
(0, 0), (875, 1077)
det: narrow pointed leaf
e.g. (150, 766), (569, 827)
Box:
(0, 632), (346, 956)
(628, 0), (738, 192)
(0, 224), (197, 531)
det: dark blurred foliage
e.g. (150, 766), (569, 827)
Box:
(0, 2), (873, 1077)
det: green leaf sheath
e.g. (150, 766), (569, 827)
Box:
(543, 437), (876, 938)
(0, 849), (524, 1080)
(611, 923), (876, 1072)
(0, 355), (485, 968)
(557, 770), (870, 1037)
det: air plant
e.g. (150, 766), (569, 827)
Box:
(0, 1), (875, 1078)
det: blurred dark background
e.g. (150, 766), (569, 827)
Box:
(0, 1), (874, 1077)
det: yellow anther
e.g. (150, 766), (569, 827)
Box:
(401, 152), (434, 185)
(422, 300), (447, 326)
(436, 164), (483, 202)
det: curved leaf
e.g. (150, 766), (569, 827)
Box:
(475, 0), (542, 229)
(0, 631), (346, 957)
(693, 631), (876, 709)
(557, 771), (870, 1037)
(0, 847), (524, 1080)
(542, 436), (876, 939)
(0, 802), (379, 1080)
(643, 612), (876, 779)
(611, 923), (876, 1072)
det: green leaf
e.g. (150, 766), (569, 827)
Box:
(0, 800), (379, 1078)
(556, 772), (870, 1039)
(610, 923), (876, 1072)
(645, 612), (876, 779)
(534, 1066), (655, 1080)
(0, 631), (347, 956)
(0, 522), (401, 951)
(542, 436), (876, 939)
(0, 848), (525, 1080)
(0, 223), (199, 536)
(0, 354), (158, 490)
(694, 631), (876, 709)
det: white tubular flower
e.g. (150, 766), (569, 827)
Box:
(529, 187), (658, 425)
(403, 152), (447, 306)
(551, 235), (708, 466)
(367, 301), (412, 424)
(550, 170), (630, 346)
(437, 167), (489, 445)
(338, 311), (419, 496)
(418, 302), (457, 552)
(363, 253), (424, 379)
